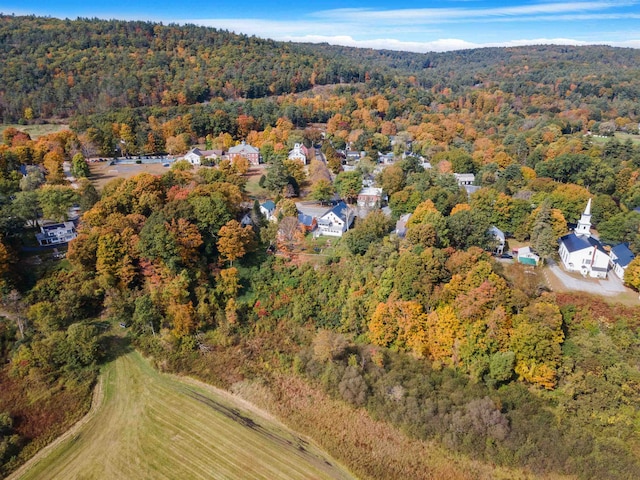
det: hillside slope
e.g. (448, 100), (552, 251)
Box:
(1, 15), (640, 123)
(10, 350), (354, 480)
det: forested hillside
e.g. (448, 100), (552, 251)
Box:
(1, 15), (640, 124)
(1, 14), (640, 480)
(0, 15), (377, 121)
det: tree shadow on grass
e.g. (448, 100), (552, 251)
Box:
(95, 322), (134, 363)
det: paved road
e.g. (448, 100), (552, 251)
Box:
(62, 161), (78, 188)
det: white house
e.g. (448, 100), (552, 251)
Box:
(260, 200), (277, 222)
(558, 199), (610, 278)
(517, 246), (540, 266)
(419, 161), (432, 170)
(453, 173), (480, 195)
(183, 148), (222, 166)
(316, 202), (353, 237)
(609, 243), (635, 280)
(183, 148), (204, 165)
(454, 173), (475, 186)
(378, 152), (395, 164)
(287, 143), (308, 165)
(489, 226), (505, 255)
(36, 222), (77, 246)
(345, 150), (364, 161)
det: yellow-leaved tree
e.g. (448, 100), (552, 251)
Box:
(426, 304), (462, 364)
(368, 302), (398, 348)
(623, 256), (640, 291)
(217, 220), (255, 266)
(368, 299), (428, 357)
(510, 299), (564, 389)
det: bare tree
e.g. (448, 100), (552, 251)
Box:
(2, 290), (27, 339)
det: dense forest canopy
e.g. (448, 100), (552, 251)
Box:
(1, 15), (640, 123)
(1, 14), (640, 480)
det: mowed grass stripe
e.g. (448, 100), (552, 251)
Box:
(141, 382), (260, 477)
(140, 403), (237, 479)
(13, 351), (355, 480)
(143, 386), (318, 480)
(143, 377), (324, 478)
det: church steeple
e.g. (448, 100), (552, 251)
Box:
(575, 198), (592, 237)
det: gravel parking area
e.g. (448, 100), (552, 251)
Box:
(545, 259), (629, 296)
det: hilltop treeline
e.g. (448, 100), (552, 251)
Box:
(2, 14), (640, 480)
(0, 15), (376, 121)
(1, 15), (640, 125)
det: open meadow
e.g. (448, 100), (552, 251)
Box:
(589, 131), (640, 145)
(88, 161), (173, 190)
(0, 123), (70, 139)
(9, 349), (355, 480)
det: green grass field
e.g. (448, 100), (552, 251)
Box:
(244, 165), (270, 199)
(10, 350), (355, 480)
(0, 124), (70, 140)
(589, 131), (640, 144)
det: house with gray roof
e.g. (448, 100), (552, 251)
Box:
(36, 221), (77, 246)
(183, 148), (223, 165)
(610, 243), (635, 280)
(316, 202), (353, 237)
(489, 226), (506, 255)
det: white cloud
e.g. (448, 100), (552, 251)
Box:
(179, 0), (640, 52)
(277, 33), (640, 53)
(6, 1), (640, 54)
(311, 1), (639, 25)
(281, 35), (479, 52)
(182, 15), (640, 53)
(277, 35), (622, 52)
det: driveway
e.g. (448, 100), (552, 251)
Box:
(296, 202), (332, 218)
(545, 259), (629, 296)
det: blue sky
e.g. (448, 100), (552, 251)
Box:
(2, 0), (640, 52)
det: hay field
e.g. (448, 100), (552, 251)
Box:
(11, 351), (354, 480)
(0, 124), (70, 139)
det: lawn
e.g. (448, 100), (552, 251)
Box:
(88, 161), (174, 190)
(244, 165), (269, 199)
(0, 124), (70, 140)
(589, 131), (640, 145)
(10, 350), (355, 480)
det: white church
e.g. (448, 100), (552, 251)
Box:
(558, 199), (609, 279)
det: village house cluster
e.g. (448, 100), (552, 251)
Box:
(28, 135), (636, 289)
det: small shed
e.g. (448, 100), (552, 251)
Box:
(516, 246), (540, 266)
